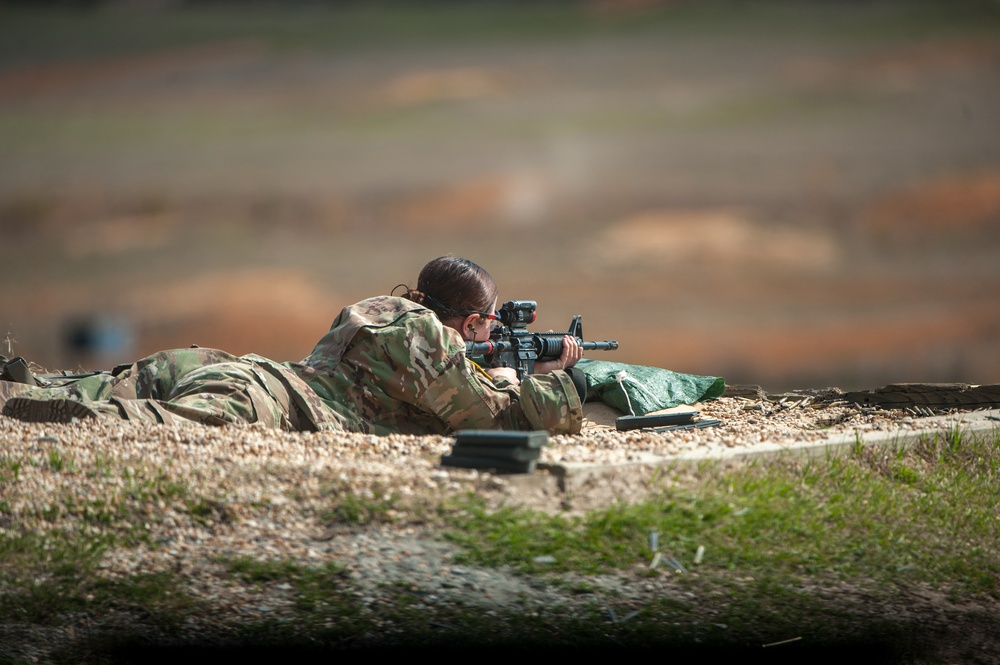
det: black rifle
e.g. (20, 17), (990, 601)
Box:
(465, 300), (618, 381)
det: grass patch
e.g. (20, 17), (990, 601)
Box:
(219, 556), (366, 646)
(320, 481), (400, 526)
(445, 430), (1000, 596)
(0, 448), (238, 653)
(0, 453), (22, 483)
(23, 461), (196, 544)
(0, 529), (194, 627)
(46, 448), (75, 473)
(432, 429), (999, 652)
(445, 495), (729, 575)
(227, 556), (320, 584)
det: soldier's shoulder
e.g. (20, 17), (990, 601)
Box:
(398, 311), (467, 358)
(357, 298), (465, 357)
(348, 296), (426, 324)
(335, 296), (466, 359)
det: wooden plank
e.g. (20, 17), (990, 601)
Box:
(723, 384), (765, 399)
(841, 384), (1000, 410)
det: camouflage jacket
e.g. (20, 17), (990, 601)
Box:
(289, 296), (583, 436)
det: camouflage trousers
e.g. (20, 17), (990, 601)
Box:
(0, 348), (346, 431)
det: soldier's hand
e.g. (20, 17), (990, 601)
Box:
(535, 336), (583, 374)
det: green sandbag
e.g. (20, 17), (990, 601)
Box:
(576, 359), (725, 416)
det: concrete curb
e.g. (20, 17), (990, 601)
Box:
(673, 407), (1000, 463)
(517, 408), (1000, 498)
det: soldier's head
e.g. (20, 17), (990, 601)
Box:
(404, 256), (499, 341)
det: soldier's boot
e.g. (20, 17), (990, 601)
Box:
(2, 396), (113, 423)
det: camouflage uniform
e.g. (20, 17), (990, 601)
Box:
(289, 296), (583, 435)
(1, 297), (582, 434)
(1, 348), (347, 431)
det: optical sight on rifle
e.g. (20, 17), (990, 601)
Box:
(466, 300), (619, 381)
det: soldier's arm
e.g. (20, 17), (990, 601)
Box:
(417, 355), (583, 435)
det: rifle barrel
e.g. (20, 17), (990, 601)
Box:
(581, 340), (619, 351)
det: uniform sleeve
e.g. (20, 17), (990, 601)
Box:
(415, 354), (583, 435)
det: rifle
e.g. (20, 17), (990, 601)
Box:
(465, 300), (619, 381)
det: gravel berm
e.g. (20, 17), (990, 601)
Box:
(1, 394), (998, 661)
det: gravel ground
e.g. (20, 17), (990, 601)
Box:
(0, 397), (995, 660)
(558, 394), (966, 465)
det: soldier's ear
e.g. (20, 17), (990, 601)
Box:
(460, 313), (481, 338)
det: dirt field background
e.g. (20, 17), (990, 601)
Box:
(1, 1), (999, 391)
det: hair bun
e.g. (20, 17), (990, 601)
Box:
(392, 283), (424, 304)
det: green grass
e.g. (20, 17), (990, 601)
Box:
(0, 453), (22, 483)
(320, 480), (400, 526)
(0, 449), (195, 545)
(429, 428), (1000, 653)
(217, 556), (367, 646)
(0, 454), (213, 637)
(445, 428), (1000, 597)
(0, 528), (193, 626)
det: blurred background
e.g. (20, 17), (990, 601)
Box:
(1, 0), (999, 392)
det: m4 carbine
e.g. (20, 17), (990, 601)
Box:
(465, 300), (619, 381)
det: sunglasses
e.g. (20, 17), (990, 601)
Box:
(420, 293), (499, 322)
